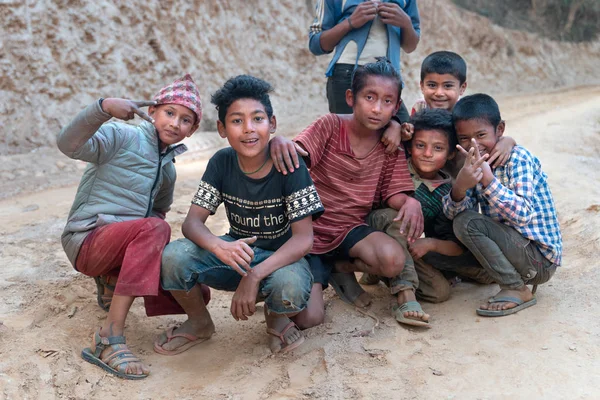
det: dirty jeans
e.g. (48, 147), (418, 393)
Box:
(453, 210), (557, 290)
(161, 236), (313, 315)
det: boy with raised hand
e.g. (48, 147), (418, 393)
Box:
(156, 75), (324, 355)
(443, 94), (562, 316)
(58, 74), (209, 379)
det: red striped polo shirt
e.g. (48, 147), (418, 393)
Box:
(294, 114), (414, 254)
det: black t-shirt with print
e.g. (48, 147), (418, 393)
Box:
(192, 148), (324, 251)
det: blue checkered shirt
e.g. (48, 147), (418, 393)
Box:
(443, 146), (562, 265)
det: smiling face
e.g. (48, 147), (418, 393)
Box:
(149, 104), (198, 148)
(420, 73), (466, 111)
(410, 129), (454, 179)
(217, 98), (275, 161)
(347, 75), (400, 131)
(455, 118), (505, 156)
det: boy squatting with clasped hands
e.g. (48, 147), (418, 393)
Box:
(270, 58), (431, 328)
(58, 74), (210, 379)
(444, 94), (562, 316)
(156, 75), (325, 355)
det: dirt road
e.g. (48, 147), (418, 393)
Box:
(1, 87), (599, 399)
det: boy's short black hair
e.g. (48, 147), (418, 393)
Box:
(351, 57), (402, 100)
(420, 51), (467, 85)
(410, 108), (457, 151)
(211, 75), (274, 125)
(452, 94), (502, 128)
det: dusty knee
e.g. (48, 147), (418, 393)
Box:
(161, 240), (192, 279)
(453, 210), (481, 241)
(378, 249), (405, 278)
(266, 267), (312, 314)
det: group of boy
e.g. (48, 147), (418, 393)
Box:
(57, 1), (562, 381)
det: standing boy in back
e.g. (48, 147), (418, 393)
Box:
(444, 94), (562, 316)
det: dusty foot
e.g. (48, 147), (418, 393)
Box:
(479, 287), (534, 312)
(332, 262), (372, 308)
(264, 308), (304, 354)
(397, 290), (430, 323)
(333, 260), (355, 273)
(155, 317), (215, 352)
(94, 334), (149, 377)
(359, 272), (381, 285)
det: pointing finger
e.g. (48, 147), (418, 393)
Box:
(133, 106), (155, 123)
(132, 100), (158, 108)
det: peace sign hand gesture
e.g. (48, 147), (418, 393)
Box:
(101, 98), (157, 124)
(453, 139), (490, 200)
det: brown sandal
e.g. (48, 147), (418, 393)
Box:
(266, 321), (305, 354)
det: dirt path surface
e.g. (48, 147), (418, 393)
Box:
(1, 87), (599, 399)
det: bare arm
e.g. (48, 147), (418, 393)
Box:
(251, 216), (313, 281)
(429, 238), (463, 257)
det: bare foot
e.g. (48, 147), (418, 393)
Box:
(333, 260), (355, 273)
(479, 287), (534, 312)
(264, 307), (304, 353)
(397, 290), (430, 323)
(155, 317), (215, 352)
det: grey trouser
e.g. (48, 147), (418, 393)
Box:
(453, 210), (557, 290)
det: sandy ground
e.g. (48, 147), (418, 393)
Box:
(1, 87), (600, 399)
